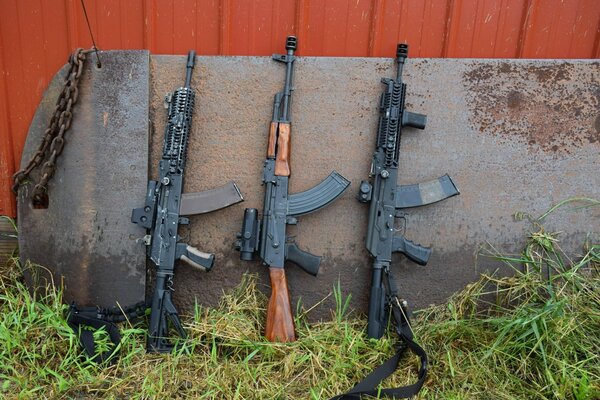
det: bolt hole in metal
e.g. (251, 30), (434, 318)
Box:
(32, 193), (49, 209)
(93, 61), (102, 71)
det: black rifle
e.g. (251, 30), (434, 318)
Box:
(334, 44), (459, 399)
(360, 44), (459, 341)
(132, 51), (243, 353)
(235, 36), (350, 342)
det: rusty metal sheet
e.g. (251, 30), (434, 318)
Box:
(17, 50), (149, 309)
(149, 55), (599, 321)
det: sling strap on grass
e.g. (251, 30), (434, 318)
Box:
(66, 301), (148, 363)
(330, 270), (428, 399)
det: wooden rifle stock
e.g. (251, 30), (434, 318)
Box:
(265, 268), (296, 342)
(274, 122), (291, 176)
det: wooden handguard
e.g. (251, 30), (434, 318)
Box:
(265, 268), (296, 342)
(267, 121), (278, 158)
(274, 123), (291, 176)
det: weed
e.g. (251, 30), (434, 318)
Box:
(0, 202), (598, 399)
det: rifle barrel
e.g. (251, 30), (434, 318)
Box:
(396, 44), (408, 81)
(184, 50), (196, 88)
(280, 36), (297, 121)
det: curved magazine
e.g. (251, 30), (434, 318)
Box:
(287, 171), (350, 217)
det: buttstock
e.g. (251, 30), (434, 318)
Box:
(367, 285), (386, 339)
(265, 268), (296, 342)
(274, 123), (291, 176)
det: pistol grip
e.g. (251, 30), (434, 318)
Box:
(176, 243), (215, 272)
(265, 268), (296, 342)
(285, 243), (321, 276)
(402, 111), (427, 130)
(392, 236), (431, 266)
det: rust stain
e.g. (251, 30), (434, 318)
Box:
(463, 61), (600, 153)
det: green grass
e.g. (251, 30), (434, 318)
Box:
(0, 202), (599, 399)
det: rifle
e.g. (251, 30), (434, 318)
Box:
(235, 36), (350, 342)
(334, 44), (459, 399)
(132, 50), (244, 353)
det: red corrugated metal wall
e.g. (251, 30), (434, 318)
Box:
(1, 0), (599, 217)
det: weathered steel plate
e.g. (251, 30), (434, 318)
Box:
(17, 51), (149, 309)
(150, 56), (599, 321)
(16, 53), (599, 321)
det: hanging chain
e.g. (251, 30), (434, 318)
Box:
(12, 47), (95, 206)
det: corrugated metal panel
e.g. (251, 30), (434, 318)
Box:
(0, 217), (17, 266)
(0, 0), (599, 217)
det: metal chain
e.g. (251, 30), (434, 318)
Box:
(12, 47), (95, 206)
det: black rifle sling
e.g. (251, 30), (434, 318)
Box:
(66, 301), (148, 363)
(330, 270), (427, 399)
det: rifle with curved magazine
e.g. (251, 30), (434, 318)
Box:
(333, 43), (459, 399)
(235, 36), (350, 342)
(132, 51), (243, 353)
